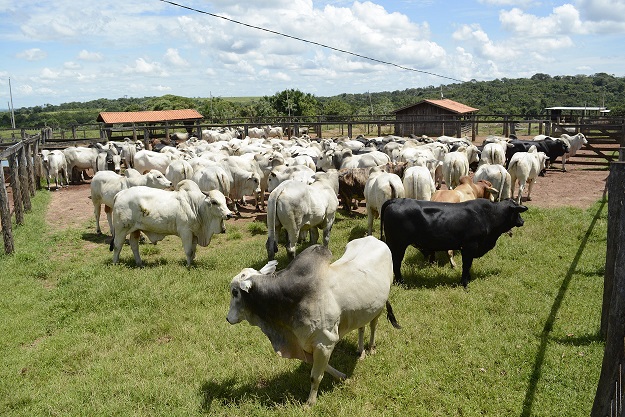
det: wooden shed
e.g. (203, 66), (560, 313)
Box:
(97, 109), (203, 142)
(393, 99), (478, 137)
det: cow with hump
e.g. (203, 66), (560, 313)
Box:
(227, 236), (401, 406)
(381, 198), (527, 288)
(110, 179), (233, 267)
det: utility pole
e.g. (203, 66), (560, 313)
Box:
(9, 77), (16, 129)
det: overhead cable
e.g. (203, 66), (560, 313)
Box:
(159, 0), (466, 83)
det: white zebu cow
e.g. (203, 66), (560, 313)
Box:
(479, 137), (512, 167)
(247, 127), (266, 139)
(110, 180), (233, 267)
(442, 145), (480, 189)
(226, 236), (401, 406)
(363, 167), (405, 236)
(507, 145), (549, 204)
(191, 164), (231, 197)
(95, 149), (122, 174)
(263, 125), (284, 139)
(62, 146), (100, 182)
(266, 165), (316, 193)
(165, 158), (193, 188)
(134, 149), (173, 174)
(402, 165), (436, 201)
(90, 169), (173, 235)
(316, 148), (390, 172)
(558, 133), (588, 171)
(473, 164), (512, 202)
(265, 175), (339, 260)
(219, 156), (263, 212)
(40, 149), (69, 190)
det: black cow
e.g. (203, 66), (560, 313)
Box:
(506, 138), (569, 170)
(380, 198), (527, 288)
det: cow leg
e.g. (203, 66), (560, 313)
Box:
(182, 235), (198, 267)
(516, 181), (525, 204)
(447, 250), (457, 268)
(460, 253), (474, 288)
(526, 179), (536, 201)
(104, 206), (113, 236)
(357, 327), (366, 359)
(128, 230), (143, 267)
(322, 215), (335, 247)
(388, 244), (407, 284)
(111, 231), (126, 264)
(94, 203), (102, 234)
(366, 205), (375, 236)
(308, 344), (336, 406)
(365, 315), (381, 358)
(309, 227), (319, 244)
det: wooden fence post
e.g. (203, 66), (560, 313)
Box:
(601, 161), (625, 339)
(8, 153), (23, 225)
(25, 142), (35, 197)
(592, 168), (625, 414)
(33, 139), (42, 190)
(0, 164), (14, 254)
(18, 146), (31, 212)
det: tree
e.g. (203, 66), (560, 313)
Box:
(265, 89), (319, 116)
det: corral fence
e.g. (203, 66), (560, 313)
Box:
(592, 152), (625, 417)
(26, 114), (624, 167)
(0, 133), (42, 254)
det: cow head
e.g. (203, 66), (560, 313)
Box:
(196, 188), (234, 246)
(502, 199), (528, 230)
(226, 260), (278, 324)
(144, 169), (173, 190)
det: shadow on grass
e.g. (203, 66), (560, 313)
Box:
(199, 340), (360, 411)
(521, 197), (607, 417)
(81, 232), (110, 244)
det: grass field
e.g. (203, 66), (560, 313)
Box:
(0, 190), (607, 416)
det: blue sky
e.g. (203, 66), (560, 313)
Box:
(1, 0), (624, 108)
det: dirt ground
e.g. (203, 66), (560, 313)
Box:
(41, 165), (609, 233)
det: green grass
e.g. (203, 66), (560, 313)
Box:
(0, 191), (607, 416)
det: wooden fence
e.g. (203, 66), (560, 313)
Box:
(0, 134), (42, 254)
(592, 153), (625, 416)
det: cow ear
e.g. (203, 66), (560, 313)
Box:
(259, 260), (278, 275)
(517, 204), (528, 213)
(240, 279), (253, 293)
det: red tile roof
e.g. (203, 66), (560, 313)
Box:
(97, 109), (203, 124)
(394, 99), (479, 114)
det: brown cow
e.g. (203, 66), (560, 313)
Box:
(338, 162), (407, 212)
(429, 175), (498, 267)
(431, 176), (498, 203)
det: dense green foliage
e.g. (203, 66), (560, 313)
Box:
(0, 187), (607, 416)
(1, 72), (623, 129)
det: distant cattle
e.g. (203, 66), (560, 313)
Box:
(227, 236), (401, 406)
(110, 180), (233, 266)
(40, 149), (69, 190)
(508, 145), (549, 204)
(381, 198), (527, 287)
(506, 137), (569, 170)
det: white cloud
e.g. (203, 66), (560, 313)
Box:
(163, 48), (188, 67)
(64, 61), (81, 70)
(16, 48), (46, 61)
(78, 50), (103, 62)
(499, 5), (587, 37)
(40, 68), (60, 79)
(123, 58), (168, 76)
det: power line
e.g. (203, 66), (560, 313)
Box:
(159, 0), (466, 83)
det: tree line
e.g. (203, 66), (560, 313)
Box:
(1, 72), (623, 129)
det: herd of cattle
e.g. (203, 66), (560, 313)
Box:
(39, 126), (587, 405)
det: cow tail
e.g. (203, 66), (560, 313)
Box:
(386, 300), (401, 329)
(265, 185), (283, 259)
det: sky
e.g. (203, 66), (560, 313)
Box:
(0, 0), (624, 109)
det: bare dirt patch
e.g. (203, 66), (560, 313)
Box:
(43, 165), (609, 233)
